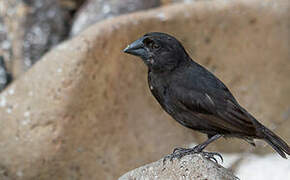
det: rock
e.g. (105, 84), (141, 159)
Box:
(58, 0), (86, 10)
(0, 0), (73, 76)
(0, 15), (13, 91)
(0, 57), (12, 92)
(119, 154), (238, 180)
(221, 152), (290, 179)
(0, 17), (12, 72)
(70, 0), (161, 36)
(161, 0), (199, 5)
(235, 154), (290, 179)
(21, 0), (72, 69)
(0, 0), (289, 179)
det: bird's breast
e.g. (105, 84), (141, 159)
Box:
(148, 72), (174, 114)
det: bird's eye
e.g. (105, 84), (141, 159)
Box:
(148, 42), (160, 50)
(152, 43), (160, 49)
(143, 38), (160, 50)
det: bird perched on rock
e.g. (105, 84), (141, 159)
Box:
(123, 32), (290, 161)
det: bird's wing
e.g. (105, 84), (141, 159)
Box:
(173, 85), (257, 136)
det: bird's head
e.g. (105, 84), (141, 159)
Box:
(123, 32), (189, 72)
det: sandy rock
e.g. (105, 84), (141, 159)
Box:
(70, 0), (161, 35)
(119, 154), (238, 180)
(0, 0), (289, 179)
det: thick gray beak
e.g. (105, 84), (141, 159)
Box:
(123, 38), (148, 59)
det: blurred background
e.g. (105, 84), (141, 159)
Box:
(0, 0), (289, 179)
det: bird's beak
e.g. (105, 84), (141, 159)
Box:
(123, 38), (149, 60)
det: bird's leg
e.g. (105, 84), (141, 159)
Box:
(164, 134), (223, 164)
(193, 134), (222, 152)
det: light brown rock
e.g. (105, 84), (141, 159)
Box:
(0, 0), (289, 179)
(119, 154), (238, 180)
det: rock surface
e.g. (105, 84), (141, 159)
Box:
(70, 0), (160, 36)
(0, 57), (12, 91)
(21, 0), (71, 69)
(234, 154), (290, 179)
(0, 17), (12, 73)
(119, 154), (237, 180)
(0, 0), (74, 76)
(0, 0), (289, 179)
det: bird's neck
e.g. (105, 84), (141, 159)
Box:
(149, 56), (190, 74)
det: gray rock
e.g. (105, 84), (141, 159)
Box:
(0, 0), (74, 75)
(22, 0), (71, 69)
(0, 17), (12, 68)
(119, 154), (238, 180)
(70, 0), (161, 36)
(0, 57), (12, 92)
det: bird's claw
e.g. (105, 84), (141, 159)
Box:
(173, 147), (188, 153)
(163, 149), (188, 165)
(163, 147), (195, 165)
(163, 147), (223, 165)
(201, 151), (223, 164)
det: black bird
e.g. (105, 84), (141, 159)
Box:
(123, 32), (290, 161)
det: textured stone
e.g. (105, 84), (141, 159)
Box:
(70, 0), (161, 36)
(0, 57), (12, 91)
(0, 0), (73, 76)
(0, 17), (12, 73)
(119, 154), (237, 180)
(0, 14), (12, 92)
(0, 0), (289, 179)
(21, 0), (71, 68)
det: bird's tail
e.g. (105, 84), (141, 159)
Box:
(237, 105), (289, 158)
(261, 126), (290, 158)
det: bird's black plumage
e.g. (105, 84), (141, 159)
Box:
(123, 32), (290, 159)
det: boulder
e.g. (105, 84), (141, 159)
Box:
(0, 57), (12, 91)
(0, 0), (289, 179)
(70, 0), (161, 36)
(119, 154), (238, 180)
(0, 16), (11, 75)
(0, 0), (73, 76)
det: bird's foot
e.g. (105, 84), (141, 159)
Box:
(163, 146), (223, 165)
(201, 151), (223, 164)
(163, 148), (192, 164)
